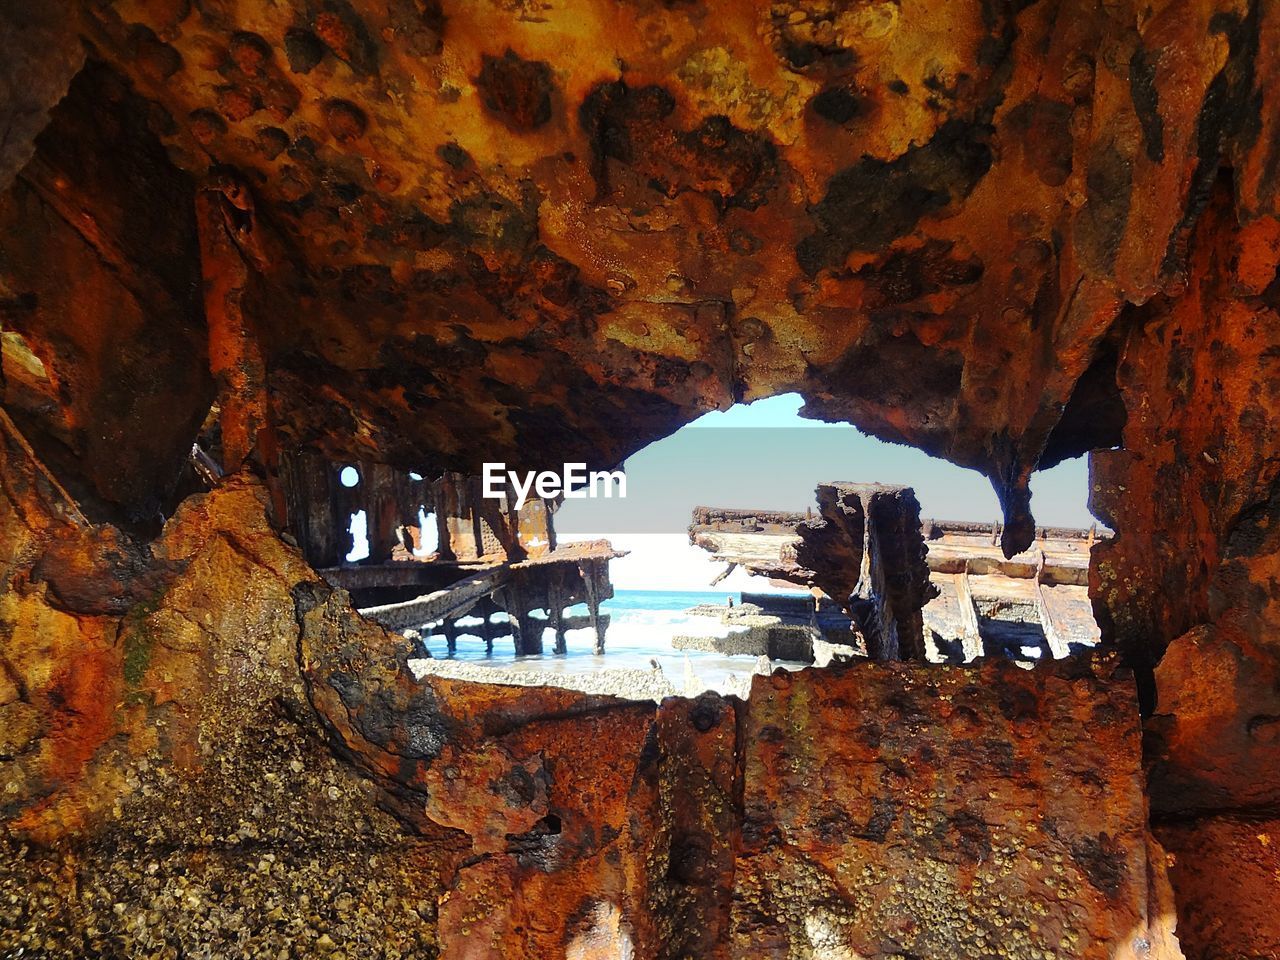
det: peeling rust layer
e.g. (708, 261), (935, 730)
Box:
(0, 0), (1270, 553)
(0, 420), (1175, 957)
(0, 2), (84, 193)
(0, 65), (213, 529)
(3, 1), (1280, 956)
(733, 661), (1177, 959)
(300, 569), (1172, 959)
(1090, 177), (1280, 959)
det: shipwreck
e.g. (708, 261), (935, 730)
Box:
(2, 0), (1279, 957)
(689, 482), (1101, 666)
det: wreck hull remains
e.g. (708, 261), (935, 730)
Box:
(2, 0), (1280, 955)
(690, 497), (1102, 664)
(0, 428), (1173, 956)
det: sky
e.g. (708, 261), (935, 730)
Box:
(556, 392), (1096, 592)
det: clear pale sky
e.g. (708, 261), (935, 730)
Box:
(557, 393), (1095, 592)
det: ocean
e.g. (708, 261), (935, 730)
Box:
(416, 587), (808, 696)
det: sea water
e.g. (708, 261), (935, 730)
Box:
(416, 588), (809, 695)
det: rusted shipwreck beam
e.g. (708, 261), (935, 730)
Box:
(350, 540), (624, 656)
(691, 483), (1103, 662)
(692, 483), (936, 659)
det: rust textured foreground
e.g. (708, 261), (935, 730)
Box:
(3, 0), (1280, 956)
(0, 424), (1174, 956)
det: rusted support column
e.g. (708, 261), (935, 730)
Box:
(548, 571), (566, 654)
(402, 522), (422, 555)
(862, 486), (934, 661)
(442, 618), (457, 656)
(579, 559), (606, 655)
(467, 477), (486, 558)
(500, 582), (542, 655)
(195, 176), (271, 476)
(439, 472), (482, 561)
(279, 451), (348, 568)
(793, 483), (934, 661)
(513, 574), (542, 655)
(500, 496), (526, 561)
(515, 610), (541, 655)
(434, 506), (452, 560)
(431, 475), (458, 562)
(1033, 551), (1071, 660)
(503, 588), (524, 655)
(481, 610), (495, 655)
(401, 472), (428, 556)
(793, 486), (866, 611)
(360, 462), (411, 564)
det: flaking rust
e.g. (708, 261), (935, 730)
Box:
(1, 1), (1280, 956)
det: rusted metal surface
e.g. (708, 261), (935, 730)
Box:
(16, 0), (1255, 555)
(3, 2), (1280, 953)
(692, 486), (1101, 663)
(356, 534), (623, 655)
